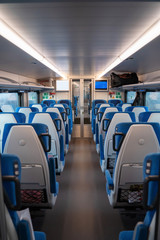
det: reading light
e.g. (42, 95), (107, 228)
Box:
(97, 19), (160, 78)
(0, 19), (66, 79)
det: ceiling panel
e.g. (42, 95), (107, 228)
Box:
(0, 2), (160, 78)
(113, 36), (160, 76)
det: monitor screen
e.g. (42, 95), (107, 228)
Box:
(56, 80), (69, 91)
(95, 80), (108, 90)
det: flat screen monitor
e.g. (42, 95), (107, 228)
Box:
(56, 80), (69, 91)
(95, 80), (108, 91)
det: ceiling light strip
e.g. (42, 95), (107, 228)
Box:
(97, 19), (160, 79)
(0, 19), (66, 79)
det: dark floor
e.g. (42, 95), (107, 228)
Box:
(32, 138), (144, 240)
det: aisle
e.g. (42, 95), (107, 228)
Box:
(33, 138), (128, 240)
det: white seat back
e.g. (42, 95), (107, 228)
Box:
(3, 125), (55, 207)
(54, 104), (65, 110)
(103, 113), (133, 172)
(32, 104), (43, 112)
(122, 103), (131, 112)
(148, 113), (160, 124)
(18, 108), (32, 123)
(4, 125), (55, 206)
(31, 113), (60, 157)
(1, 105), (14, 112)
(110, 124), (160, 207)
(0, 114), (17, 153)
(99, 107), (118, 141)
(133, 107), (146, 122)
(46, 108), (67, 153)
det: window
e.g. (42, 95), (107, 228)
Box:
(28, 92), (38, 105)
(0, 93), (19, 111)
(127, 91), (136, 104)
(146, 92), (160, 111)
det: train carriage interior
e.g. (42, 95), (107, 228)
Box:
(0, 0), (160, 239)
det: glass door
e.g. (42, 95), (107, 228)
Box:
(72, 79), (92, 138)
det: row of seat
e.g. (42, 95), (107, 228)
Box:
(0, 99), (74, 239)
(91, 99), (160, 240)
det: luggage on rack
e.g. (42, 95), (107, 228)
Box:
(111, 72), (139, 88)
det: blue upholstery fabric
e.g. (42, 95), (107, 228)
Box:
(48, 157), (59, 195)
(34, 231), (47, 240)
(139, 111), (160, 122)
(1, 154), (21, 209)
(115, 122), (160, 148)
(0, 112), (26, 123)
(58, 99), (73, 134)
(116, 103), (123, 107)
(125, 106), (148, 112)
(2, 123), (49, 153)
(16, 107), (39, 113)
(28, 113), (65, 164)
(119, 153), (160, 240)
(91, 100), (107, 132)
(99, 134), (104, 165)
(17, 218), (46, 240)
(104, 112), (136, 126)
(119, 231), (133, 240)
(1, 154), (47, 239)
(28, 112), (59, 125)
(41, 100), (56, 106)
(108, 99), (123, 106)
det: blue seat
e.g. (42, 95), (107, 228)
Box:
(41, 100), (56, 106)
(16, 107), (39, 123)
(117, 103), (132, 111)
(108, 99), (123, 106)
(119, 153), (160, 240)
(105, 122), (160, 208)
(55, 102), (72, 140)
(3, 123), (59, 208)
(139, 111), (160, 123)
(0, 112), (26, 153)
(96, 107), (122, 145)
(29, 103), (47, 112)
(58, 100), (73, 136)
(29, 112), (65, 173)
(43, 107), (69, 154)
(99, 112), (136, 172)
(1, 153), (46, 240)
(91, 99), (107, 133)
(1, 104), (15, 112)
(125, 106), (148, 122)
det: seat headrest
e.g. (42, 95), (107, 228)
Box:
(104, 111), (136, 122)
(28, 112), (59, 123)
(2, 123), (49, 152)
(125, 106), (149, 112)
(114, 122), (160, 152)
(139, 111), (160, 122)
(41, 100), (56, 106)
(108, 99), (123, 106)
(0, 112), (26, 123)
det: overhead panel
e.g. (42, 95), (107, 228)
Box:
(0, 2), (160, 78)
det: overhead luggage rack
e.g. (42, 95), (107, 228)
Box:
(110, 81), (160, 91)
(0, 77), (54, 92)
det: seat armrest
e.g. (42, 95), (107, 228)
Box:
(100, 134), (104, 161)
(60, 135), (65, 162)
(105, 170), (114, 190)
(48, 157), (57, 194)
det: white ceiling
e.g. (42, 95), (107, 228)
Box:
(0, 1), (160, 79)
